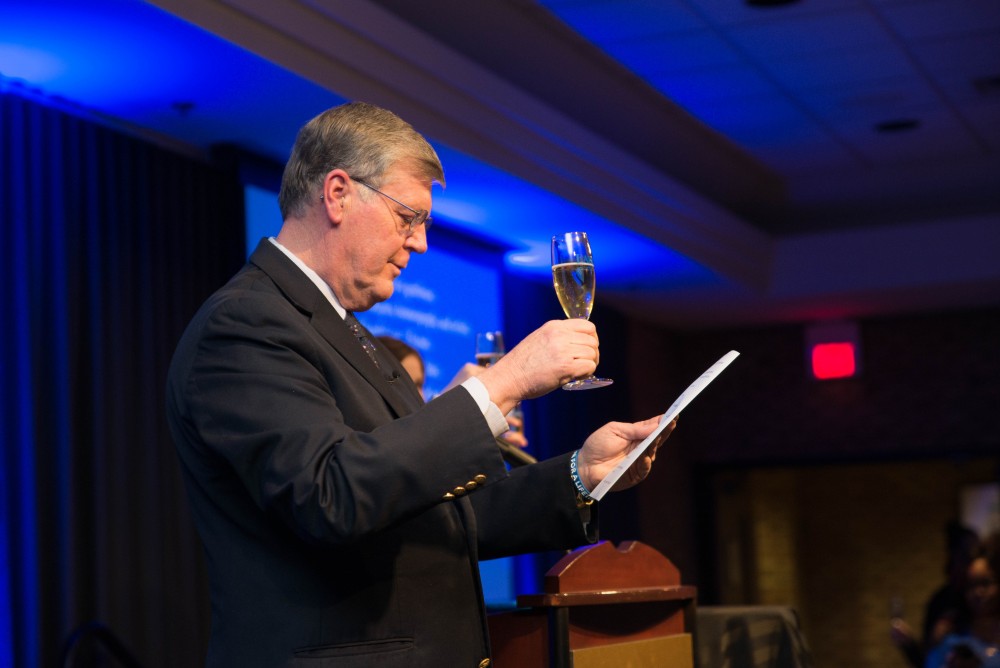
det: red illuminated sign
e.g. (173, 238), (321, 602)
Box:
(811, 342), (856, 380)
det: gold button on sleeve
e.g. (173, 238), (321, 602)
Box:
(452, 486), (467, 496)
(473, 474), (487, 484)
(465, 481), (478, 491)
(442, 492), (455, 501)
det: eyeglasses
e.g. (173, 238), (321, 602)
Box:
(356, 180), (432, 236)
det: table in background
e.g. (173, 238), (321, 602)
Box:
(696, 605), (813, 668)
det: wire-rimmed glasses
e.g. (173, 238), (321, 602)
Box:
(355, 180), (432, 236)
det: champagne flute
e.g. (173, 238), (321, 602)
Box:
(476, 329), (523, 425)
(475, 331), (505, 367)
(475, 330), (528, 446)
(551, 232), (613, 390)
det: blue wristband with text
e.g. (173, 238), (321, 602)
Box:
(570, 450), (594, 502)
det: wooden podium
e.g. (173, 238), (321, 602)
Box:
(487, 541), (697, 667)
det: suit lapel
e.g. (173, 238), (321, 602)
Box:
(249, 240), (420, 417)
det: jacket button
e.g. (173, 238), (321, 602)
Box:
(452, 486), (467, 496)
(465, 480), (478, 491)
(478, 660), (491, 668)
(474, 474), (487, 484)
(442, 492), (455, 501)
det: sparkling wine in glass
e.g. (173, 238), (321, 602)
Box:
(475, 330), (506, 367)
(476, 329), (525, 429)
(551, 232), (612, 390)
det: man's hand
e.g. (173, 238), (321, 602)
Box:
(577, 416), (677, 493)
(477, 320), (599, 414)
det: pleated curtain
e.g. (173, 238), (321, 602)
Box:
(1, 87), (245, 668)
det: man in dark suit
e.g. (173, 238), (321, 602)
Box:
(166, 101), (673, 667)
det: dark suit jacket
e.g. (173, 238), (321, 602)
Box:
(167, 240), (594, 667)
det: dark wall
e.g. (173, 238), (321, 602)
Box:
(676, 308), (1000, 463)
(622, 307), (1000, 591)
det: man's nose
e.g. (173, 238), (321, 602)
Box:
(405, 224), (428, 253)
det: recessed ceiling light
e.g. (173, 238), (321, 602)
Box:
(746, 0), (802, 7)
(171, 101), (196, 116)
(972, 74), (1000, 97)
(874, 119), (920, 133)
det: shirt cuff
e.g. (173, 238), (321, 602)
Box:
(461, 377), (510, 437)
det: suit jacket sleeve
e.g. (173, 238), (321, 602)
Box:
(168, 275), (511, 545)
(470, 452), (597, 560)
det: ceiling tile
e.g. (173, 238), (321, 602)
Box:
(835, 109), (984, 164)
(693, 96), (857, 173)
(600, 30), (744, 77)
(910, 33), (1000, 92)
(542, 0), (707, 40)
(878, 0), (1000, 40)
(724, 118), (841, 154)
(685, 0), (866, 28)
(727, 9), (896, 60)
(649, 64), (779, 103)
(794, 76), (941, 123)
(684, 94), (818, 142)
(762, 46), (919, 91)
(958, 100), (1000, 149)
(934, 73), (1000, 106)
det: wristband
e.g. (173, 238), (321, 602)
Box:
(570, 450), (595, 504)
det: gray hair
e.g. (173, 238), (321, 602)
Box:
(278, 101), (445, 219)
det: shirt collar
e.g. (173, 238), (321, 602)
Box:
(268, 237), (347, 319)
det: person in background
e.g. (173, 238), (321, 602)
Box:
(923, 531), (1000, 668)
(376, 334), (531, 458)
(892, 522), (982, 667)
(375, 335), (426, 398)
(166, 101), (674, 667)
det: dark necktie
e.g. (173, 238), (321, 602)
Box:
(344, 312), (380, 369)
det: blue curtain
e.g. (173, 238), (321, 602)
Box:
(1, 88), (245, 668)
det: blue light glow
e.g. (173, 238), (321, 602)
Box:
(2, 0), (714, 304)
(430, 144), (715, 290)
(0, 1), (345, 156)
(0, 45), (63, 82)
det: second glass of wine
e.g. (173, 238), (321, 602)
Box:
(551, 231), (613, 390)
(475, 331), (505, 367)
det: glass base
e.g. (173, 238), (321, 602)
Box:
(562, 376), (614, 391)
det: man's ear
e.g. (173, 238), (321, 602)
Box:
(322, 169), (350, 224)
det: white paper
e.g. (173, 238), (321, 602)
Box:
(589, 350), (740, 500)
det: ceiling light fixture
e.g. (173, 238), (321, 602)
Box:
(171, 101), (196, 117)
(972, 74), (1000, 97)
(746, 0), (802, 7)
(874, 119), (920, 133)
